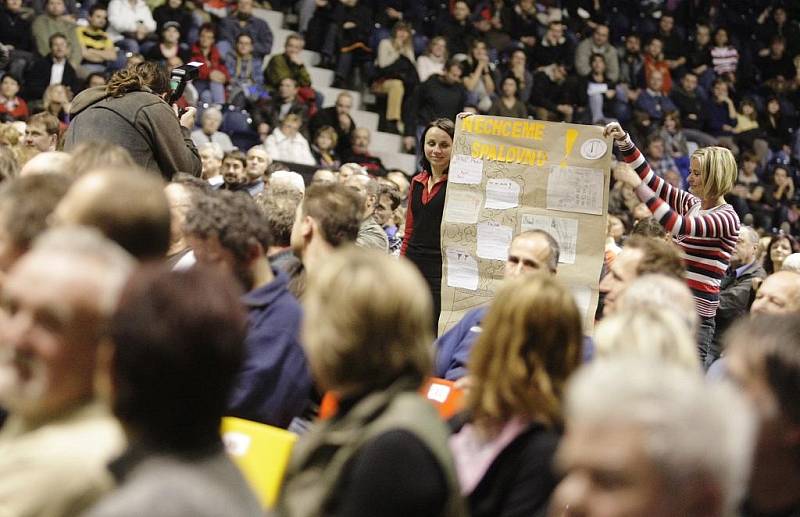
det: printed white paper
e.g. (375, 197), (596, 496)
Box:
(485, 178), (521, 210)
(446, 247), (479, 290)
(547, 166), (604, 215)
(449, 154), (484, 184)
(444, 191), (482, 224)
(476, 221), (513, 261)
(521, 214), (579, 264)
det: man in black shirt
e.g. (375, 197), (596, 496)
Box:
(308, 91), (355, 156)
(669, 72), (717, 147)
(411, 59), (467, 149)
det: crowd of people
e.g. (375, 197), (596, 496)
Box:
(0, 0), (800, 516)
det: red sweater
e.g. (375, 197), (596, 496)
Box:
(620, 134), (740, 318)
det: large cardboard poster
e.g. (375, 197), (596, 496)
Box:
(439, 115), (612, 335)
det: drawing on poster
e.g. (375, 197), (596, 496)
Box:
(444, 191), (482, 224)
(449, 154), (484, 184)
(520, 214), (578, 264)
(546, 165), (604, 215)
(485, 178), (521, 209)
(476, 221), (513, 261)
(446, 247), (479, 290)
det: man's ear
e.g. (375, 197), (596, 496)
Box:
(246, 241), (265, 263)
(303, 215), (316, 241)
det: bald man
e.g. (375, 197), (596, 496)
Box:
(751, 271), (800, 315)
(434, 230), (560, 381)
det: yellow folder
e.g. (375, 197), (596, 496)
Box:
(221, 416), (298, 509)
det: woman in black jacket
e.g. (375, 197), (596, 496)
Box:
(400, 118), (454, 330)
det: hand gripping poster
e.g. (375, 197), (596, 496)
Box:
(439, 115), (612, 335)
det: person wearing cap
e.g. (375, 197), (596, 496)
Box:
(144, 21), (191, 64)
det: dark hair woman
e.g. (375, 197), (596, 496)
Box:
(400, 117), (455, 331)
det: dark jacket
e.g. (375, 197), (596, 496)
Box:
(218, 14), (273, 58)
(24, 55), (81, 101)
(308, 106), (355, 155)
(713, 262), (766, 348)
(414, 75), (468, 129)
(227, 269), (312, 429)
(0, 7), (33, 51)
(64, 86), (202, 180)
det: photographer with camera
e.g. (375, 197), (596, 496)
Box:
(64, 61), (202, 180)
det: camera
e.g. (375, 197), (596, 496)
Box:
(168, 61), (204, 105)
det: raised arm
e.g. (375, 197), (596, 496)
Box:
(604, 122), (696, 214)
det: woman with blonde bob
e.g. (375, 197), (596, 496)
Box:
(605, 122), (740, 369)
(449, 273), (583, 517)
(278, 247), (466, 517)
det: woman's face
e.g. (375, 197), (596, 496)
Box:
(742, 159), (757, 175)
(431, 38), (446, 58)
(395, 28), (410, 45)
(163, 27), (180, 44)
(714, 29), (728, 47)
(282, 119), (300, 137)
(316, 132), (332, 150)
(688, 157), (705, 197)
(199, 29), (215, 49)
(774, 167), (788, 185)
(771, 238), (792, 264)
(423, 126), (453, 171)
(767, 100), (780, 114)
(664, 115), (676, 131)
(236, 36), (253, 56)
(502, 78), (517, 97)
(472, 43), (488, 61)
(1, 77), (19, 98)
(742, 103), (754, 116)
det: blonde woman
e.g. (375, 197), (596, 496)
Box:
(42, 84), (72, 126)
(278, 247), (466, 517)
(605, 122), (740, 369)
(449, 273), (583, 517)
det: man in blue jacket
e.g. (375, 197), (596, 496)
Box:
(434, 229), (560, 381)
(185, 189), (311, 429)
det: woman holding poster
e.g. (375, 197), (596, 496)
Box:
(604, 122), (739, 370)
(401, 118), (455, 329)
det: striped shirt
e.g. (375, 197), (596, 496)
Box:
(620, 135), (740, 318)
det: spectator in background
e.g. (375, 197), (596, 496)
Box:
(185, 190), (312, 429)
(0, 74), (28, 121)
(53, 168), (172, 261)
(436, 0), (478, 58)
(763, 233), (798, 275)
(85, 266), (263, 517)
(290, 182), (361, 273)
(635, 69), (677, 125)
(535, 20), (573, 70)
(495, 48), (532, 105)
(0, 173), (71, 273)
(750, 270), (800, 315)
(31, 0), (82, 67)
(704, 79), (739, 154)
(254, 77), (309, 137)
(323, 0), (372, 88)
(374, 181), (402, 254)
(24, 112), (60, 152)
(225, 33), (266, 109)
(576, 53), (617, 124)
(642, 134), (677, 178)
(218, 0), (272, 59)
(670, 72), (715, 147)
(413, 59), (467, 150)
(372, 22), (417, 134)
(0, 0), (35, 79)
(197, 141), (224, 186)
(152, 0), (194, 44)
(655, 13), (685, 73)
(417, 36), (447, 83)
(245, 146), (270, 184)
(77, 5), (123, 74)
(617, 33), (643, 88)
(191, 107), (235, 152)
(190, 24), (229, 105)
(278, 248), (465, 517)
(713, 226), (764, 350)
(264, 114), (316, 166)
(255, 186), (304, 289)
(757, 36), (795, 86)
(642, 36), (672, 94)
(450, 273), (581, 517)
(0, 227), (134, 517)
(42, 84), (71, 126)
(144, 20), (190, 64)
(163, 175), (208, 269)
(762, 166), (796, 230)
(342, 127), (387, 177)
(725, 315), (800, 517)
(686, 23), (713, 89)
(710, 27), (739, 82)
(659, 110), (689, 161)
(264, 33), (311, 94)
(24, 33), (82, 102)
(530, 62), (576, 122)
(346, 173), (389, 253)
(106, 0), (157, 54)
(219, 150), (249, 192)
(551, 359), (755, 517)
(460, 39), (495, 113)
(310, 125), (339, 169)
(760, 97), (793, 153)
(309, 91), (355, 157)
(574, 24), (619, 83)
(488, 75), (527, 119)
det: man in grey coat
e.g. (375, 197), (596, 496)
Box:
(63, 62), (202, 180)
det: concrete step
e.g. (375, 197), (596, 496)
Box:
(371, 131), (402, 153)
(308, 66), (334, 88)
(253, 8), (283, 31)
(350, 109), (379, 132)
(271, 28), (296, 52)
(374, 151), (417, 175)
